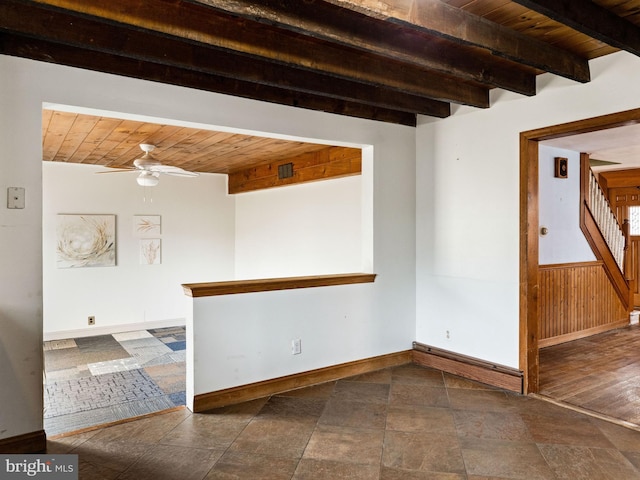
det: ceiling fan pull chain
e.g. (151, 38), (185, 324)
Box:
(142, 186), (153, 204)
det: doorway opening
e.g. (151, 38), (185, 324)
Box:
(521, 107), (640, 426)
(41, 104), (371, 436)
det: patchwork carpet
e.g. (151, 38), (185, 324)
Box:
(44, 326), (186, 436)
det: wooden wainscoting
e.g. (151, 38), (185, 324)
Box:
(539, 261), (629, 348)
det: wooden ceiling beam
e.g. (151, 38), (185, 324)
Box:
(0, 1), (450, 118)
(190, 0), (536, 96)
(323, 0), (591, 83)
(0, 34), (418, 126)
(511, 0), (640, 57)
(24, 0), (488, 107)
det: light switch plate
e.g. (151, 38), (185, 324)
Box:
(7, 187), (25, 209)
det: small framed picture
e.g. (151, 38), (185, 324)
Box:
(133, 215), (161, 236)
(140, 238), (161, 265)
(554, 157), (568, 179)
(57, 214), (116, 268)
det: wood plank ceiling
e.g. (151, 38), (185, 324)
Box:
(41, 109), (362, 193)
(5, 0), (640, 185)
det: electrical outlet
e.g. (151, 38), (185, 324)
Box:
(291, 338), (301, 355)
(88, 316), (95, 326)
(446, 330), (450, 340)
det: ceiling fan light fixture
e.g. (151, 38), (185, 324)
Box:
(97, 143), (197, 184)
(136, 171), (160, 187)
(134, 144), (161, 169)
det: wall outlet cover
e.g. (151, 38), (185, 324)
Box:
(7, 187), (25, 209)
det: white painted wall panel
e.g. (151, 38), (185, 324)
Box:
(189, 283), (378, 401)
(416, 51), (640, 368)
(0, 61), (45, 440)
(538, 145), (596, 264)
(42, 162), (235, 337)
(234, 176), (364, 278)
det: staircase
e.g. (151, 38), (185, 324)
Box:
(580, 154), (631, 311)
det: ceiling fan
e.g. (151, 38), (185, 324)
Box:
(99, 144), (198, 186)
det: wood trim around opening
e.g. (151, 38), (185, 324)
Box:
(182, 273), (376, 297)
(520, 107), (640, 394)
(520, 132), (540, 393)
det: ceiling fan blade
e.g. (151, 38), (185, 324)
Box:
(164, 171), (199, 177)
(97, 145), (198, 184)
(96, 167), (137, 174)
(150, 165), (199, 177)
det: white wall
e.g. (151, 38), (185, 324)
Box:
(43, 161), (367, 337)
(187, 99), (415, 403)
(191, 283), (380, 398)
(0, 54), (416, 440)
(42, 162), (235, 338)
(0, 58), (45, 440)
(416, 51), (640, 368)
(188, 138), (412, 402)
(538, 145), (596, 265)
(235, 176), (365, 278)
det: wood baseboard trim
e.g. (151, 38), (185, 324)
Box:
(44, 318), (186, 341)
(539, 319), (630, 348)
(193, 350), (412, 412)
(0, 430), (46, 454)
(47, 406), (186, 440)
(412, 342), (523, 393)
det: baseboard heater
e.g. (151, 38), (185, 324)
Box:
(412, 342), (523, 394)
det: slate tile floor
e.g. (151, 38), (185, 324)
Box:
(44, 326), (186, 436)
(47, 364), (640, 479)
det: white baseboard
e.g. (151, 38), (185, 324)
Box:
(43, 318), (186, 341)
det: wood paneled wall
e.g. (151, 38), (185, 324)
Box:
(539, 261), (628, 347)
(228, 146), (361, 194)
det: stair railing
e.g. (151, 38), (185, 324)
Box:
(588, 170), (626, 271)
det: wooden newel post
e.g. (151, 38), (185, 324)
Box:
(623, 219), (633, 282)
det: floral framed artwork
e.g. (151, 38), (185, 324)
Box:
(140, 238), (161, 265)
(56, 214), (116, 268)
(133, 215), (161, 236)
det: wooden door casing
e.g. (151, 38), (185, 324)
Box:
(606, 186), (640, 307)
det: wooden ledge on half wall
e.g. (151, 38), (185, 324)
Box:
(182, 273), (377, 297)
